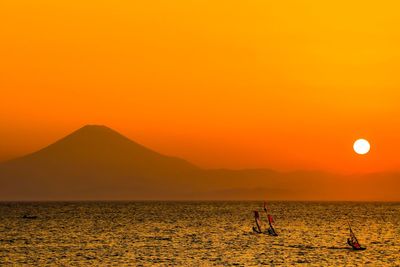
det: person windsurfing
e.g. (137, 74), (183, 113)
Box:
(263, 201), (278, 236)
(347, 222), (366, 250)
(252, 211), (262, 233)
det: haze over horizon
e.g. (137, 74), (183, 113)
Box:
(0, 122), (396, 175)
(0, 124), (393, 176)
(1, 124), (399, 201)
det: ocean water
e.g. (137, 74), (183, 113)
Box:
(0, 201), (399, 266)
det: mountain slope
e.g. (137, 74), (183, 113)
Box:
(0, 125), (198, 200)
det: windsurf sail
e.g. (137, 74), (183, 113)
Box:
(253, 211), (262, 233)
(263, 202), (274, 223)
(263, 201), (278, 236)
(268, 214), (275, 225)
(347, 222), (365, 250)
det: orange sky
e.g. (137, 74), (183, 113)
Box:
(1, 0), (400, 174)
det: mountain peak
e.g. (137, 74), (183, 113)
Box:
(51, 124), (133, 148)
(80, 124), (110, 129)
(3, 125), (198, 171)
(73, 124), (119, 135)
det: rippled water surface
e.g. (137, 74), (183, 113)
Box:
(1, 201), (399, 266)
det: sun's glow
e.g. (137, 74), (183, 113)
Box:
(353, 139), (370, 155)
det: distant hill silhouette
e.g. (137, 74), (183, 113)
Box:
(1, 125), (399, 200)
(0, 125), (198, 200)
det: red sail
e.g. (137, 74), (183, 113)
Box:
(268, 214), (274, 224)
(254, 211), (262, 232)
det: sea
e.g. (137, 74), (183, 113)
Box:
(0, 201), (399, 266)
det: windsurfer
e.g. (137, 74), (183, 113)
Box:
(347, 223), (365, 250)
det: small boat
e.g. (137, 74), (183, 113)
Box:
(347, 223), (366, 250)
(22, 215), (38, 219)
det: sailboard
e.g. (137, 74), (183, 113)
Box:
(347, 223), (366, 250)
(22, 214), (38, 219)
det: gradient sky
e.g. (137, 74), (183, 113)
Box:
(1, 0), (400, 174)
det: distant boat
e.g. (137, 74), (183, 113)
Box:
(252, 202), (278, 236)
(347, 223), (366, 250)
(22, 215), (38, 219)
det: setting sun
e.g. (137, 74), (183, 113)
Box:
(353, 139), (370, 155)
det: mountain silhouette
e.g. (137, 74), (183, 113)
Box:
(1, 125), (399, 200)
(0, 125), (198, 200)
